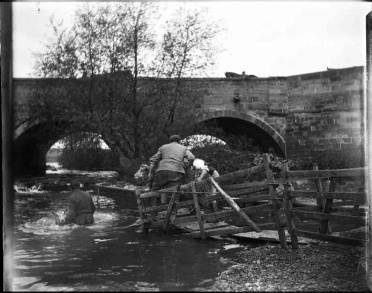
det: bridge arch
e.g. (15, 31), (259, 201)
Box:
(195, 110), (286, 156)
(14, 119), (116, 176)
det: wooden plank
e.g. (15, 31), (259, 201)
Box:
(222, 180), (268, 191)
(265, 154), (288, 249)
(184, 223), (275, 238)
(319, 179), (336, 234)
(162, 186), (179, 231)
(176, 221), (230, 232)
(135, 188), (145, 220)
(209, 177), (261, 232)
(283, 162), (299, 249)
(140, 164), (266, 199)
(223, 179), (287, 191)
(142, 195), (221, 213)
(232, 196), (270, 204)
(313, 166), (332, 233)
(142, 190), (271, 214)
(287, 167), (366, 180)
(171, 203), (274, 225)
(313, 164), (324, 212)
(294, 229), (365, 246)
(288, 190), (366, 201)
(292, 210), (366, 226)
(232, 230), (304, 244)
(191, 181), (206, 240)
(331, 201), (366, 207)
(227, 186), (269, 197)
(215, 164), (266, 184)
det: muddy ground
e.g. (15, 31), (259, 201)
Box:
(200, 227), (371, 292)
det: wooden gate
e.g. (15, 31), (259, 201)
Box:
(136, 154), (287, 242)
(282, 163), (368, 249)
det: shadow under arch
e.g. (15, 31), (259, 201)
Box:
(13, 119), (114, 176)
(194, 110), (286, 156)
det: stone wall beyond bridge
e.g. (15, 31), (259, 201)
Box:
(14, 66), (365, 175)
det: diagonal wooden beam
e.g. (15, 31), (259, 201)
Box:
(209, 177), (261, 232)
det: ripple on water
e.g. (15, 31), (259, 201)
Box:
(26, 282), (75, 292)
(19, 219), (77, 236)
(17, 210), (120, 236)
(135, 281), (159, 291)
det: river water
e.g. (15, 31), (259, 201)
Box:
(12, 165), (260, 291)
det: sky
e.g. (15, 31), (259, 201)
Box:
(12, 1), (372, 79)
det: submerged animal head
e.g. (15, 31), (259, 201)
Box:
(134, 164), (150, 181)
(52, 210), (68, 226)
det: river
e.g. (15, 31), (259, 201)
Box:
(12, 164), (261, 291)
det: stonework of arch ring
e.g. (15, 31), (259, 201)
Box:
(14, 118), (44, 140)
(195, 110), (286, 155)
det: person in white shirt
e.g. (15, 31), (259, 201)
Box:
(192, 159), (219, 213)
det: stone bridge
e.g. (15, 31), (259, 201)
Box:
(14, 66), (365, 175)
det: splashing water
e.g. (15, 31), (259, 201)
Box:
(18, 211), (120, 236)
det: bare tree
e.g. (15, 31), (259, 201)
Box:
(155, 6), (224, 135)
(31, 3), (224, 167)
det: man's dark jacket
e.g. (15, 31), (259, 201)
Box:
(67, 189), (96, 225)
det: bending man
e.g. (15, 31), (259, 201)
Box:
(148, 134), (195, 204)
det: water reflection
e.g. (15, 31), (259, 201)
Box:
(13, 176), (259, 291)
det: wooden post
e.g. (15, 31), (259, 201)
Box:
(163, 186), (179, 232)
(313, 164), (325, 212)
(191, 181), (206, 240)
(264, 153), (288, 249)
(319, 178), (335, 234)
(209, 177), (261, 232)
(353, 187), (363, 216)
(135, 188), (148, 232)
(96, 186), (100, 208)
(282, 162), (299, 249)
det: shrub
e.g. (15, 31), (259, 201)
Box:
(58, 148), (120, 171)
(294, 147), (365, 170)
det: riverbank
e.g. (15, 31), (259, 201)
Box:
(200, 228), (370, 292)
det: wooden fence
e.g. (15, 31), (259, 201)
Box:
(282, 162), (367, 249)
(135, 154), (368, 249)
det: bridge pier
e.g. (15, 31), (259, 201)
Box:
(14, 139), (47, 177)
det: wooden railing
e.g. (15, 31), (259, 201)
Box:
(135, 155), (367, 249)
(136, 162), (276, 237)
(282, 162), (367, 249)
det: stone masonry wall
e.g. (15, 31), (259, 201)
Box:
(286, 66), (364, 167)
(182, 76), (288, 138)
(182, 66), (364, 167)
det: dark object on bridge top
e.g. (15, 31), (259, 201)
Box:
(268, 76), (288, 81)
(225, 72), (257, 78)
